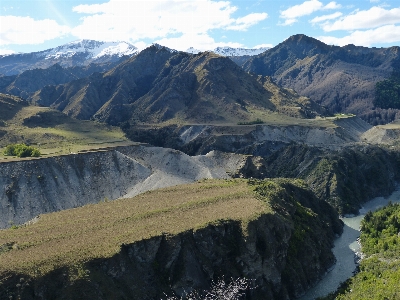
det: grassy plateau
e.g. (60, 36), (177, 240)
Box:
(0, 93), (134, 160)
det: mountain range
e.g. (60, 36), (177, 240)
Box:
(0, 40), (269, 77)
(29, 45), (323, 125)
(1, 35), (400, 125)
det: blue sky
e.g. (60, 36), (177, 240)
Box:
(1, 0), (400, 55)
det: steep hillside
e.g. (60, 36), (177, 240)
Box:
(0, 178), (342, 300)
(0, 93), (130, 156)
(243, 34), (400, 124)
(0, 40), (137, 76)
(263, 144), (400, 214)
(30, 45), (325, 125)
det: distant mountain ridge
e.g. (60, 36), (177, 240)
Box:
(242, 34), (400, 124)
(0, 40), (138, 76)
(37, 40), (137, 60)
(186, 46), (270, 56)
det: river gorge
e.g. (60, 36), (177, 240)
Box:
(300, 188), (400, 299)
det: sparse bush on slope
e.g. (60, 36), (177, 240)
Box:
(3, 143), (40, 157)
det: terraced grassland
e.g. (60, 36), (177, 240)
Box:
(161, 109), (339, 129)
(0, 94), (133, 159)
(0, 179), (268, 277)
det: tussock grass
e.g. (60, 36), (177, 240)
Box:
(0, 179), (268, 277)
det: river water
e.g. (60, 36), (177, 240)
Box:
(299, 188), (400, 300)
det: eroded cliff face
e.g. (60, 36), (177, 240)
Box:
(0, 180), (343, 300)
(123, 116), (371, 157)
(0, 145), (248, 228)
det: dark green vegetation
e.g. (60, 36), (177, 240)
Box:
(0, 178), (342, 300)
(3, 143), (40, 157)
(374, 59), (400, 110)
(323, 203), (400, 300)
(237, 118), (264, 125)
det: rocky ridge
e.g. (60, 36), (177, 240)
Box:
(242, 34), (400, 124)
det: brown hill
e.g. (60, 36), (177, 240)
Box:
(243, 34), (400, 124)
(30, 45), (325, 125)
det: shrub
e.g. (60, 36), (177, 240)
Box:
(3, 143), (41, 158)
(237, 118), (264, 125)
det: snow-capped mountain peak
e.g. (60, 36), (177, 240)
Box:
(40, 40), (138, 60)
(184, 46), (270, 56)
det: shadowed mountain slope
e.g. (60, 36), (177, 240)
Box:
(30, 45), (325, 125)
(243, 34), (400, 124)
(0, 62), (129, 100)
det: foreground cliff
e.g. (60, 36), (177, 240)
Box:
(0, 179), (342, 300)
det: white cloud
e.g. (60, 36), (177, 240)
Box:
(370, 0), (380, 3)
(318, 25), (400, 46)
(253, 43), (273, 49)
(322, 7), (400, 31)
(154, 33), (244, 51)
(311, 12), (342, 24)
(71, 0), (267, 42)
(133, 41), (149, 52)
(0, 48), (15, 55)
(280, 0), (323, 21)
(323, 1), (341, 10)
(0, 16), (70, 45)
(226, 13), (268, 31)
(280, 0), (339, 26)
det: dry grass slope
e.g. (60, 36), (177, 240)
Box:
(0, 179), (268, 277)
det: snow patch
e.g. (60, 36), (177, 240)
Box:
(185, 46), (270, 56)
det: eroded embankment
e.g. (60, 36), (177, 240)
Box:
(0, 145), (249, 228)
(123, 116), (372, 156)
